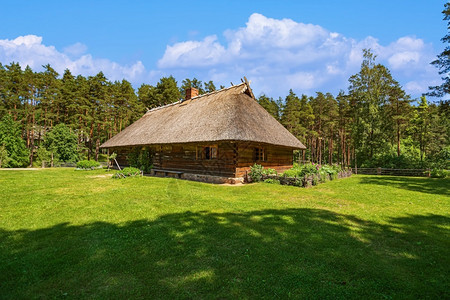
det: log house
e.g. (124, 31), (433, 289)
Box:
(100, 80), (305, 182)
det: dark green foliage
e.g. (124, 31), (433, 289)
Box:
(44, 123), (78, 162)
(281, 90), (304, 138)
(180, 77), (205, 95)
(0, 145), (10, 167)
(0, 115), (29, 167)
(180, 78), (217, 95)
(428, 2), (450, 97)
(112, 167), (141, 178)
(430, 146), (450, 169)
(35, 146), (54, 167)
(430, 169), (448, 178)
(0, 63), (147, 163)
(258, 94), (281, 121)
(128, 148), (153, 173)
(76, 160), (101, 170)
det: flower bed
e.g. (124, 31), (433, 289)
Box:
(248, 163), (352, 187)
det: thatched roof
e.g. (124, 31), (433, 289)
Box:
(101, 82), (306, 149)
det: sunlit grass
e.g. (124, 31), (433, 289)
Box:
(0, 168), (449, 299)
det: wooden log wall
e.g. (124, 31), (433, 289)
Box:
(111, 147), (132, 168)
(154, 142), (237, 177)
(235, 142), (294, 177)
(109, 141), (295, 178)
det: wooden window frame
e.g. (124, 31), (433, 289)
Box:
(196, 145), (218, 160)
(254, 147), (265, 162)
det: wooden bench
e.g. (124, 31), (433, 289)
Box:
(152, 168), (184, 178)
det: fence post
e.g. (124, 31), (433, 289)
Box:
(377, 167), (381, 175)
(427, 168), (431, 177)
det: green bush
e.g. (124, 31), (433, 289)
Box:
(311, 174), (319, 186)
(282, 168), (299, 178)
(112, 167), (142, 179)
(263, 178), (280, 184)
(430, 169), (448, 178)
(318, 170), (328, 183)
(249, 164), (264, 182)
(262, 168), (277, 175)
(282, 163), (320, 178)
(76, 160), (101, 170)
(128, 148), (153, 173)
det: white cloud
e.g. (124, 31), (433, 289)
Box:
(0, 35), (147, 83)
(158, 35), (226, 68)
(0, 14), (441, 99)
(63, 42), (87, 56)
(157, 13), (441, 98)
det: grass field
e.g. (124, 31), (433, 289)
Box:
(0, 168), (449, 299)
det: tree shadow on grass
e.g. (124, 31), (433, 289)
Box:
(0, 209), (448, 299)
(357, 175), (450, 196)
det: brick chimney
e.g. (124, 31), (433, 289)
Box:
(185, 87), (199, 100)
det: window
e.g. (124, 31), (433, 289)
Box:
(196, 145), (218, 160)
(254, 147), (265, 161)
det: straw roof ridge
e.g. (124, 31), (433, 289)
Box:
(146, 82), (247, 114)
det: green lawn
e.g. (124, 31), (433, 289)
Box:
(0, 168), (449, 299)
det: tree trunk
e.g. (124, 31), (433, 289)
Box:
(95, 139), (100, 161)
(397, 120), (401, 157)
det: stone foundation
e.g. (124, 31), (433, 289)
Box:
(182, 173), (244, 184)
(246, 170), (352, 187)
(149, 170), (244, 184)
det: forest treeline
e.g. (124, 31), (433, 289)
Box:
(260, 52), (449, 169)
(0, 49), (449, 169)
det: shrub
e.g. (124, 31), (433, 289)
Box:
(301, 163), (319, 176)
(262, 168), (277, 175)
(311, 174), (319, 186)
(249, 164), (264, 182)
(430, 169), (448, 178)
(128, 148), (153, 173)
(282, 168), (299, 178)
(263, 178), (280, 184)
(318, 170), (328, 183)
(76, 160), (101, 170)
(282, 163), (320, 178)
(112, 167), (142, 179)
(0, 145), (10, 168)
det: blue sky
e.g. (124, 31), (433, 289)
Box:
(0, 1), (447, 99)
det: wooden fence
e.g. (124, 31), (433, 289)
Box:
(352, 168), (430, 177)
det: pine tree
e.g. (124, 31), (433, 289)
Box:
(0, 114), (29, 167)
(258, 94), (281, 121)
(348, 49), (405, 165)
(281, 90), (305, 163)
(411, 96), (430, 162)
(138, 84), (158, 109)
(180, 78), (205, 95)
(428, 2), (450, 97)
